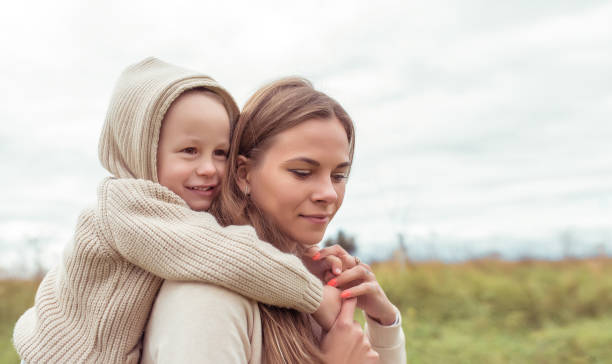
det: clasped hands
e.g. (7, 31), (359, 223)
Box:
(303, 245), (398, 364)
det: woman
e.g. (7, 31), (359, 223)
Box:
(141, 78), (406, 363)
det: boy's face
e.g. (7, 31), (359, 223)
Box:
(157, 90), (230, 211)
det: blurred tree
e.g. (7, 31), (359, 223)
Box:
(26, 236), (46, 279)
(323, 229), (357, 255)
(397, 233), (407, 255)
(595, 242), (607, 259)
(560, 230), (575, 259)
(393, 233), (409, 265)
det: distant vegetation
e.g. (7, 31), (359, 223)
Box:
(3, 258), (612, 363)
(324, 229), (357, 254)
(377, 257), (612, 363)
(0, 280), (38, 364)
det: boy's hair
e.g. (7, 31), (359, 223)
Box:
(98, 57), (239, 182)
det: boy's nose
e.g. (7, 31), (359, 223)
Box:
(196, 159), (217, 176)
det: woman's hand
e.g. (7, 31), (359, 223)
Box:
(302, 245), (360, 282)
(329, 262), (397, 325)
(302, 245), (353, 281)
(320, 298), (380, 364)
(306, 244), (397, 325)
(305, 244), (397, 325)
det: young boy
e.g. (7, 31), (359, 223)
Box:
(13, 57), (331, 363)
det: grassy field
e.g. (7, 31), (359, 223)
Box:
(2, 258), (612, 363)
(376, 258), (612, 363)
(0, 279), (38, 364)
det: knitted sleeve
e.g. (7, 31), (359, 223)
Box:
(96, 178), (322, 313)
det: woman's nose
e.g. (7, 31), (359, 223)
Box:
(312, 177), (338, 203)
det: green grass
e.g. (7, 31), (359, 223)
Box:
(0, 280), (38, 364)
(375, 258), (612, 363)
(3, 258), (612, 363)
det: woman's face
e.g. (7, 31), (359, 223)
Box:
(245, 117), (351, 246)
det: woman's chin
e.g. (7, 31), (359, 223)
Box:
(292, 233), (326, 247)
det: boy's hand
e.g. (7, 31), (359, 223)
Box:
(311, 285), (342, 331)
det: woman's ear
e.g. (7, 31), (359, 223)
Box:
(236, 155), (251, 196)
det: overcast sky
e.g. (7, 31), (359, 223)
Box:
(1, 0), (611, 270)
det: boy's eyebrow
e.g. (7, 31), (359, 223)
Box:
(181, 136), (229, 147)
(285, 157), (351, 169)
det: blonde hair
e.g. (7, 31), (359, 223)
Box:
(210, 77), (355, 363)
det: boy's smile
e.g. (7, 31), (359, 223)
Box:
(156, 89), (230, 211)
(186, 183), (218, 198)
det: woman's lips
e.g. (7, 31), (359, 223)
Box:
(300, 214), (330, 224)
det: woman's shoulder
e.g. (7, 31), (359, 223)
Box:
(161, 280), (259, 302)
(153, 280), (260, 323)
(142, 282), (263, 364)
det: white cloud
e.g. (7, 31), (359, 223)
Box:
(1, 0), (611, 265)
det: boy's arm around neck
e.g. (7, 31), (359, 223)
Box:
(96, 177), (322, 313)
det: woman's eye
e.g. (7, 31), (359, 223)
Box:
(182, 147), (197, 154)
(290, 169), (311, 178)
(332, 173), (348, 182)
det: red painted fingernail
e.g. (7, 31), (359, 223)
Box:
(327, 278), (337, 287)
(312, 253), (321, 260)
(340, 291), (351, 299)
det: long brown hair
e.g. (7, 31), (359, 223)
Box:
(210, 77), (355, 363)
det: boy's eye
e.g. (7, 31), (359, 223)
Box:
(289, 169), (311, 178)
(214, 149), (229, 158)
(182, 147), (197, 154)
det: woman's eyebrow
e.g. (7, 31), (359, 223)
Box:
(286, 157), (351, 168)
(286, 157), (319, 166)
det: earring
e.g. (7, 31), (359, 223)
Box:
(245, 185), (250, 196)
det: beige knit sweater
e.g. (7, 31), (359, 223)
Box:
(13, 58), (323, 364)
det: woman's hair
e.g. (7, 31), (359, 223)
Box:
(210, 77), (355, 364)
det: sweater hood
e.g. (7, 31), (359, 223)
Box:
(98, 57), (239, 181)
